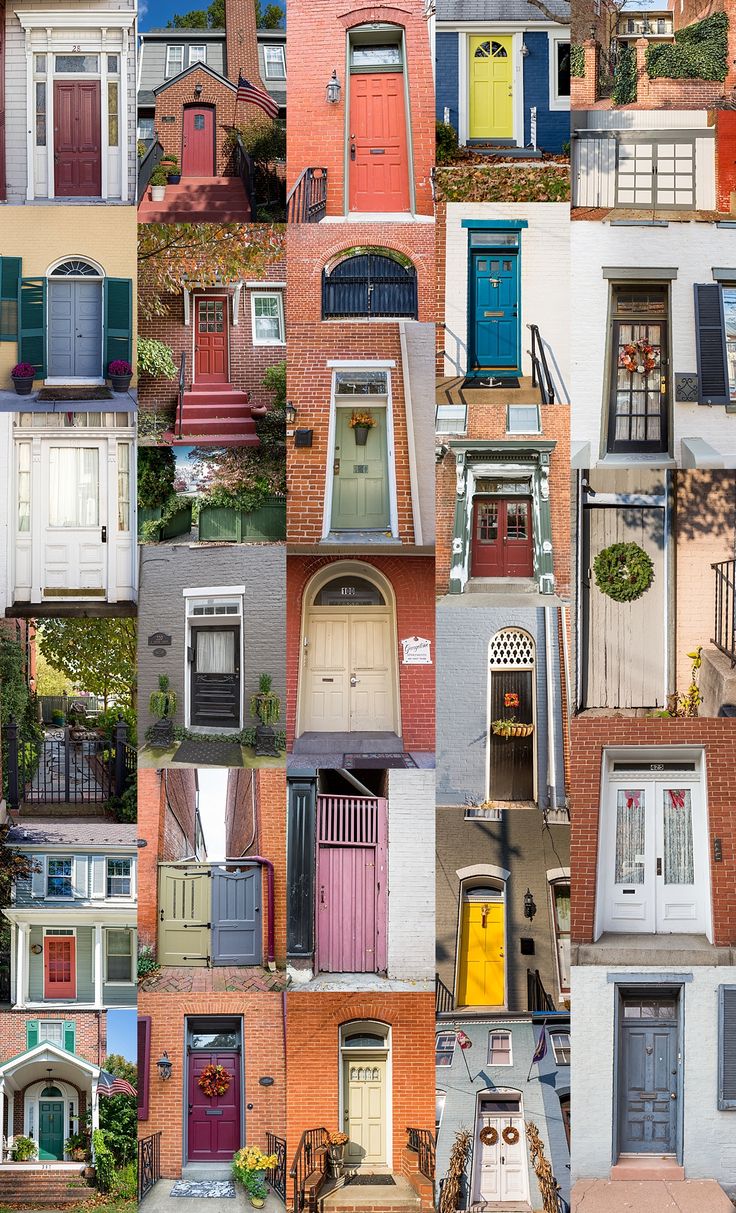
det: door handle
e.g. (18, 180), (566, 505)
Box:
(350, 675), (360, 686)
(351, 144), (356, 160)
(160, 909), (164, 921)
(188, 1104), (193, 1115)
(334, 459), (340, 475)
(101, 526), (107, 543)
(670, 1092), (677, 1100)
(344, 1110), (349, 1120)
(320, 885), (325, 905)
(656, 857), (662, 876)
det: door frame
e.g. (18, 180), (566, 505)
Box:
(45, 257), (105, 385)
(42, 928), (77, 1001)
(453, 868), (509, 1009)
(338, 1019), (392, 1169)
(183, 586), (245, 730)
(181, 104), (216, 177)
(614, 132), (699, 212)
(322, 363), (399, 539)
(470, 1087), (530, 1206)
(24, 1080), (78, 1159)
(612, 982), (685, 1166)
(601, 279), (673, 459)
(486, 627), (537, 804)
(458, 29), (525, 149)
(192, 292), (231, 386)
(182, 1015), (245, 1167)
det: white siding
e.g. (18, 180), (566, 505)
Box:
(386, 770), (435, 981)
(575, 109), (711, 131)
(0, 414), (11, 615)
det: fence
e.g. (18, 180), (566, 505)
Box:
(137, 1132), (161, 1202)
(3, 718), (135, 810)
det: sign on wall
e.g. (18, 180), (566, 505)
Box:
(401, 636), (432, 665)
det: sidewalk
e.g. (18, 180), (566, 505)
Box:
(572, 1179), (735, 1211)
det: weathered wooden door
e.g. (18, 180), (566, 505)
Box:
(158, 864), (211, 966)
(619, 997), (678, 1154)
(457, 893), (504, 1006)
(343, 1056), (387, 1166)
(194, 296), (228, 384)
(211, 866), (261, 966)
(43, 935), (76, 1000)
(187, 1050), (240, 1161)
(471, 250), (519, 372)
(54, 81), (101, 197)
(471, 498), (533, 578)
(469, 37), (513, 141)
(349, 72), (409, 213)
(316, 795), (387, 973)
(182, 106), (215, 176)
(331, 407), (390, 531)
(190, 625), (240, 729)
(41, 442), (107, 600)
(489, 669), (534, 800)
(474, 1097), (529, 1204)
(39, 1100), (65, 1160)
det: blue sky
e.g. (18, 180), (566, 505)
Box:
(140, 0), (284, 32)
(107, 1010), (138, 1063)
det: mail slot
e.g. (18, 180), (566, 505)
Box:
(370, 149), (386, 154)
(484, 311), (504, 317)
(322, 678), (334, 682)
(638, 1092), (657, 1101)
(622, 889), (635, 894)
(205, 1109), (224, 1116)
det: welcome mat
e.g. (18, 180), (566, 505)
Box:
(36, 387), (115, 401)
(344, 1175), (396, 1187)
(343, 754), (417, 769)
(172, 739), (244, 767)
(462, 376), (520, 390)
(169, 1181), (236, 1198)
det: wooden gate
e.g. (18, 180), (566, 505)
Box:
(158, 864), (211, 967)
(211, 865), (261, 967)
(316, 795), (387, 973)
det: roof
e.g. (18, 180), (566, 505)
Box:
(437, 0), (570, 20)
(141, 26), (285, 39)
(6, 819), (138, 847)
(153, 60), (236, 96)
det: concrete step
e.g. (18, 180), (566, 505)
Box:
(611, 1156), (684, 1182)
(466, 578), (537, 594)
(321, 1175), (422, 1213)
(573, 1178), (734, 1212)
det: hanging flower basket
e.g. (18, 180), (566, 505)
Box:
(618, 340), (658, 375)
(491, 718), (534, 740)
(593, 542), (654, 603)
(198, 1064), (230, 1097)
(349, 411), (376, 446)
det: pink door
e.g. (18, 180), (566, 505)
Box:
(182, 106), (215, 177)
(187, 1052), (240, 1162)
(316, 796), (387, 973)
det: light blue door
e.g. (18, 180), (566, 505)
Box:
(211, 866), (261, 966)
(48, 280), (102, 378)
(471, 251), (519, 373)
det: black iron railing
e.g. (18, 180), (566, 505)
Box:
(435, 974), (454, 1014)
(287, 167), (328, 223)
(137, 138), (164, 205)
(289, 1127), (329, 1213)
(267, 1132), (287, 1203)
(406, 1127), (435, 1182)
(177, 351), (186, 440)
(3, 718), (131, 812)
(712, 559), (736, 667)
(138, 1131), (161, 1202)
(232, 133), (257, 217)
(527, 968), (556, 1013)
(528, 324), (556, 404)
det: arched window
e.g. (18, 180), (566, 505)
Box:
(313, 575), (386, 607)
(49, 260), (102, 277)
(489, 627), (535, 670)
(474, 40), (508, 59)
(322, 251), (418, 319)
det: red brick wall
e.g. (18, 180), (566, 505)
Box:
(716, 111), (736, 214)
(138, 769), (200, 951)
(675, 471), (736, 689)
(285, 992), (435, 1166)
(673, 0), (736, 93)
(285, 1), (434, 216)
(0, 1010), (107, 1067)
(225, 769), (257, 857)
(138, 993), (286, 1178)
(224, 0), (263, 86)
(570, 719), (736, 946)
(225, 771), (287, 964)
(153, 72), (240, 177)
(286, 555), (435, 751)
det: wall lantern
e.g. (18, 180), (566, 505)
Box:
(520, 41), (529, 58)
(285, 400), (297, 425)
(194, 83), (203, 99)
(156, 1051), (173, 1081)
(326, 70), (341, 105)
(523, 888), (537, 920)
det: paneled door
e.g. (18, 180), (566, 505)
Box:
(470, 249), (519, 372)
(211, 866), (261, 967)
(316, 795), (387, 973)
(48, 279), (103, 379)
(158, 864), (211, 966)
(457, 892), (504, 1006)
(54, 81), (102, 197)
(607, 286), (669, 453)
(187, 1051), (241, 1162)
(182, 106), (215, 176)
(194, 296), (229, 384)
(348, 73), (410, 213)
(469, 37), (513, 141)
(190, 625), (240, 729)
(331, 407), (390, 531)
(343, 1056), (387, 1167)
(43, 935), (76, 1000)
(473, 1097), (529, 1204)
(471, 498), (533, 578)
(39, 1101), (65, 1160)
(41, 442), (107, 600)
(618, 995), (678, 1154)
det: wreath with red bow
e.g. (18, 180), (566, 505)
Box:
(619, 340), (658, 375)
(198, 1064), (231, 1097)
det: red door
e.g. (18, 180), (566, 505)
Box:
(349, 73), (410, 213)
(54, 81), (101, 197)
(194, 297), (229, 384)
(471, 498), (534, 578)
(43, 937), (76, 1000)
(182, 107), (215, 177)
(187, 1052), (241, 1162)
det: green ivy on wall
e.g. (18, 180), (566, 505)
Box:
(646, 11), (728, 81)
(570, 44), (585, 78)
(612, 44), (637, 104)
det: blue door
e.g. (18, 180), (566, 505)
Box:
(470, 250), (519, 374)
(211, 865), (261, 966)
(619, 995), (678, 1154)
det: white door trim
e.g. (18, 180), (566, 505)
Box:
(322, 368), (399, 540)
(338, 1021), (392, 1170)
(471, 1088), (530, 1205)
(459, 29), (525, 148)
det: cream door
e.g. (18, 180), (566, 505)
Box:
(474, 1110), (529, 1204)
(350, 615), (394, 732)
(343, 1056), (387, 1167)
(303, 616), (351, 732)
(301, 611), (396, 734)
(41, 442), (107, 599)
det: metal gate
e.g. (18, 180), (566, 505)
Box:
(322, 253), (418, 319)
(158, 864), (211, 967)
(316, 795), (387, 973)
(2, 721), (135, 808)
(211, 864), (262, 966)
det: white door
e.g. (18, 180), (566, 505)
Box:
(343, 1056), (387, 1167)
(474, 1104), (529, 1204)
(616, 140), (695, 209)
(600, 777), (708, 935)
(42, 443), (106, 598)
(301, 611), (396, 734)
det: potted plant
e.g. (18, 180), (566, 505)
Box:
(249, 673), (281, 757)
(64, 1132), (89, 1162)
(161, 154), (181, 184)
(51, 708), (65, 728)
(232, 1146), (278, 1209)
(10, 362), (36, 396)
(349, 410), (376, 446)
(11, 1136), (38, 1161)
(149, 164), (168, 202)
(327, 1132), (348, 1178)
(108, 360), (133, 393)
(149, 674), (177, 747)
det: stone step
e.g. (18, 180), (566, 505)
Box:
(611, 1156), (684, 1182)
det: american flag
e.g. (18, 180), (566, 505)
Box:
(98, 1071), (136, 1099)
(236, 75), (279, 120)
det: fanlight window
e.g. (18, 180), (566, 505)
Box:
(489, 628), (535, 669)
(41, 1085), (63, 1097)
(314, 576), (385, 607)
(475, 40), (508, 59)
(343, 1033), (385, 1048)
(50, 260), (101, 278)
(323, 252), (418, 320)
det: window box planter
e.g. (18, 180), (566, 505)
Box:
(138, 501), (193, 541)
(198, 496), (286, 543)
(492, 720), (534, 739)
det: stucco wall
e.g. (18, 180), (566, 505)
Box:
(386, 769), (435, 981)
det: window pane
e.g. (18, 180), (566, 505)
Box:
(47, 858), (73, 897)
(254, 295), (282, 341)
(35, 82), (46, 146)
(166, 47), (184, 75)
(117, 443), (130, 531)
(507, 405), (540, 433)
(557, 42), (571, 98)
(615, 788), (645, 884)
(35, 54), (46, 74)
(435, 1091), (446, 1131)
(107, 930), (132, 981)
(436, 404), (467, 434)
(723, 287), (736, 401)
(108, 81), (119, 147)
(107, 54), (119, 73)
(663, 788), (694, 884)
(189, 46), (206, 64)
(49, 448), (99, 527)
(351, 43), (401, 67)
(335, 369), (388, 396)
(56, 55), (99, 73)
(435, 1032), (455, 1066)
(264, 46), (285, 78)
(38, 1021), (63, 1044)
(17, 444), (31, 533)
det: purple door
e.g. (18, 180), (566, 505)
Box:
(316, 796), (387, 974)
(187, 1051), (241, 1162)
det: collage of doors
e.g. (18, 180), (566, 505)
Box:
(1, 0), (736, 1212)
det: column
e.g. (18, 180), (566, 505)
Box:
(16, 924), (28, 1009)
(94, 923), (103, 1008)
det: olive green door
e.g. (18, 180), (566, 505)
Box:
(39, 1100), (64, 1160)
(331, 408), (390, 531)
(158, 864), (211, 967)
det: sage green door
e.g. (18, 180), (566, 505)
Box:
(158, 864), (211, 967)
(39, 1100), (64, 1160)
(331, 408), (390, 531)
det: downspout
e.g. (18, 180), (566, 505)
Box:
(560, 604), (572, 804)
(226, 856), (275, 968)
(337, 769), (376, 798)
(399, 322), (423, 547)
(544, 607), (557, 813)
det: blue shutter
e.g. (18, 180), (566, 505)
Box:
(0, 256), (21, 342)
(694, 283), (730, 406)
(18, 277), (46, 375)
(104, 278), (133, 371)
(718, 985), (736, 1109)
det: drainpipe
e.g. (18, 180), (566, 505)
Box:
(226, 856), (275, 968)
(399, 323), (423, 547)
(544, 608), (557, 813)
(337, 769), (377, 798)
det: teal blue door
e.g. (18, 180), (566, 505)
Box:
(39, 1100), (65, 1160)
(470, 250), (519, 374)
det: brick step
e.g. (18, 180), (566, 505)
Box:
(181, 403), (256, 419)
(180, 420), (258, 439)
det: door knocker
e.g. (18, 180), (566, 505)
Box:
(479, 1126), (498, 1146)
(480, 903), (490, 927)
(489, 277), (501, 289)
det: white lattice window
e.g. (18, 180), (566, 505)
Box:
(489, 628), (535, 669)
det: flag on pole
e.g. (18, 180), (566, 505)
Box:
(236, 75), (279, 120)
(97, 1071), (136, 1098)
(456, 1030), (472, 1050)
(526, 1029), (547, 1082)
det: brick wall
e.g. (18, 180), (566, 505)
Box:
(675, 471), (736, 689)
(570, 719), (736, 946)
(0, 1010), (106, 1067)
(225, 769), (257, 857)
(138, 993), (286, 1178)
(716, 110), (736, 214)
(153, 72), (239, 177)
(138, 769), (200, 951)
(224, 771), (288, 964)
(673, 0), (736, 95)
(285, 555), (435, 751)
(224, 0), (263, 85)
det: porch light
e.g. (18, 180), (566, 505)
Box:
(156, 1051), (173, 1081)
(285, 400), (297, 424)
(521, 41), (529, 57)
(326, 70), (341, 105)
(523, 888), (537, 920)
(194, 83), (203, 99)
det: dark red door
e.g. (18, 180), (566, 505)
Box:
(187, 1051), (240, 1162)
(471, 498), (533, 578)
(182, 107), (215, 177)
(349, 73), (410, 213)
(54, 81), (101, 197)
(195, 297), (229, 384)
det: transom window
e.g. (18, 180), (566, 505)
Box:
(50, 260), (101, 278)
(489, 628), (535, 669)
(350, 42), (402, 69)
(189, 599), (239, 616)
(550, 1031), (571, 1065)
(342, 1032), (386, 1048)
(47, 859), (73, 898)
(55, 55), (99, 73)
(475, 40), (508, 59)
(17, 413), (132, 428)
(41, 1084), (63, 1097)
(623, 996), (677, 1019)
(435, 1031), (456, 1067)
(264, 45), (286, 79)
(106, 929), (133, 983)
(107, 858), (132, 898)
(479, 1093), (520, 1113)
(251, 293), (285, 345)
(335, 369), (388, 396)
(488, 1030), (512, 1065)
(469, 230), (519, 248)
(314, 576), (385, 606)
(188, 1020), (241, 1050)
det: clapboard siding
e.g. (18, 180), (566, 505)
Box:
(573, 131), (715, 210)
(138, 37), (227, 92)
(14, 852), (136, 907)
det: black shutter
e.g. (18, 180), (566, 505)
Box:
(286, 777), (316, 957)
(137, 1015), (151, 1121)
(719, 985), (736, 1110)
(694, 283), (730, 405)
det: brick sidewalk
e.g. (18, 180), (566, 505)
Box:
(139, 965), (288, 993)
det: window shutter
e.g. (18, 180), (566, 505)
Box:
(73, 856), (88, 899)
(31, 857), (46, 899)
(18, 278), (46, 375)
(104, 278), (133, 371)
(90, 856), (106, 899)
(138, 1015), (151, 1121)
(63, 1021), (76, 1053)
(26, 1020), (39, 1050)
(0, 256), (21, 342)
(719, 985), (736, 1110)
(694, 283), (730, 405)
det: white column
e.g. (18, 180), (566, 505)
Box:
(93, 924), (103, 1008)
(90, 1080), (99, 1159)
(16, 925), (27, 1009)
(30, 438), (44, 602)
(0, 1079), (5, 1161)
(24, 32), (35, 200)
(120, 29), (130, 202)
(46, 29), (55, 200)
(106, 438), (118, 604)
(101, 29), (109, 201)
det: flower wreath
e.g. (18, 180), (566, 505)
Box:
(593, 542), (655, 604)
(502, 1126), (520, 1146)
(479, 1126), (498, 1146)
(198, 1064), (230, 1097)
(619, 340), (658, 375)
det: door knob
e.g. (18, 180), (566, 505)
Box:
(656, 857), (662, 876)
(350, 675), (360, 686)
(670, 1092), (677, 1100)
(160, 909), (164, 921)
(351, 144), (356, 160)
(101, 526), (107, 543)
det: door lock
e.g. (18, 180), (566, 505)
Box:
(101, 526), (107, 543)
(350, 143), (356, 160)
(334, 459), (340, 475)
(656, 857), (663, 876)
(320, 885), (325, 905)
(350, 675), (360, 687)
(160, 908), (164, 921)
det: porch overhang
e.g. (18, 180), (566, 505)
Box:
(0, 1042), (99, 1093)
(3, 908), (136, 926)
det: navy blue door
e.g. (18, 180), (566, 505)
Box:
(471, 251), (519, 372)
(619, 1000), (678, 1154)
(211, 866), (261, 966)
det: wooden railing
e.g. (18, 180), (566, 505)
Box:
(137, 1132), (161, 1202)
(137, 138), (163, 205)
(712, 559), (736, 667)
(406, 1127), (435, 1182)
(287, 167), (328, 223)
(289, 1127), (329, 1213)
(527, 324), (556, 404)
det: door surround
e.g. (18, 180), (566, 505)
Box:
(44, 257), (105, 385)
(24, 1080), (78, 1159)
(457, 30), (525, 148)
(470, 1087), (531, 1206)
(183, 586), (245, 730)
(486, 626), (537, 804)
(338, 1019), (392, 1170)
(453, 866), (509, 1009)
(601, 279), (673, 460)
(183, 1016), (244, 1167)
(612, 981), (685, 1166)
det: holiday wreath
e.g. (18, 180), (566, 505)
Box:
(479, 1126), (499, 1146)
(618, 339), (658, 375)
(593, 542), (654, 603)
(502, 1126), (520, 1146)
(198, 1064), (231, 1097)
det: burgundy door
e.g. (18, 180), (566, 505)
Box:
(182, 107), (215, 177)
(54, 81), (101, 197)
(187, 1051), (241, 1162)
(316, 795), (387, 974)
(194, 297), (229, 384)
(471, 498), (533, 578)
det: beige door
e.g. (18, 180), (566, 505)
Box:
(158, 864), (211, 967)
(343, 1056), (387, 1167)
(301, 611), (396, 734)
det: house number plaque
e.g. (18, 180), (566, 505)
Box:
(401, 636), (432, 665)
(148, 632), (172, 647)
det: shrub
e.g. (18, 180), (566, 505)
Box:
(92, 1130), (115, 1193)
(109, 782), (137, 824)
(228, 119), (286, 165)
(112, 1162), (137, 1200)
(137, 337), (178, 380)
(646, 10), (728, 80)
(11, 1136), (38, 1161)
(436, 121), (459, 165)
(570, 44), (585, 77)
(150, 674), (177, 720)
(138, 945), (160, 979)
(95, 705), (138, 747)
(138, 446), (177, 508)
(612, 44), (637, 104)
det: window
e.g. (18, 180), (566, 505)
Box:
(350, 42), (402, 69)
(436, 1091), (446, 1132)
(55, 55), (99, 73)
(264, 45), (286, 79)
(718, 985), (736, 1109)
(506, 404), (541, 434)
(189, 45), (207, 64)
(464, 805), (502, 821)
(189, 600), (239, 615)
(107, 858), (132, 898)
(550, 1031), (571, 1065)
(17, 444), (31, 533)
(107, 54), (119, 73)
(722, 287), (736, 401)
(108, 82), (119, 147)
(551, 881), (571, 995)
(47, 858), (73, 898)
(335, 369), (388, 396)
(49, 449), (99, 528)
(138, 116), (155, 141)
(314, 576), (385, 606)
(138, 1016), (151, 1120)
(555, 41), (570, 99)
(35, 82), (46, 147)
(38, 1021), (63, 1045)
(251, 292), (285, 345)
(106, 929), (133, 982)
(117, 444), (130, 532)
(436, 404), (467, 435)
(488, 1030), (512, 1065)
(435, 1031), (456, 1067)
(166, 45), (185, 76)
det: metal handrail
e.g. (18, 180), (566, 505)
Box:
(266, 1132), (287, 1203)
(137, 1132), (161, 1202)
(406, 1127), (435, 1182)
(137, 138), (163, 205)
(435, 973), (454, 1014)
(177, 351), (186, 440)
(289, 1126), (329, 1213)
(232, 133), (257, 217)
(287, 167), (328, 223)
(527, 968), (556, 1013)
(527, 323), (556, 404)
(712, 559), (736, 667)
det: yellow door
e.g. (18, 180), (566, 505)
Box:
(344, 1056), (387, 1167)
(469, 36), (513, 141)
(457, 899), (505, 1005)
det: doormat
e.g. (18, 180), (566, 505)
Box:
(169, 1181), (236, 1198)
(343, 754), (417, 769)
(36, 387), (115, 401)
(344, 1175), (396, 1186)
(462, 377), (520, 390)
(172, 739), (244, 767)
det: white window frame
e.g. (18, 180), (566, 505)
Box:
(550, 1030), (570, 1066)
(263, 44), (286, 79)
(106, 857), (133, 899)
(548, 31), (571, 110)
(435, 1031), (456, 1068)
(506, 403), (541, 435)
(165, 45), (185, 77)
(436, 1090), (446, 1133)
(46, 857), (74, 900)
(436, 403), (467, 435)
(250, 291), (285, 346)
(549, 872), (571, 998)
(488, 1029), (513, 1066)
(104, 927), (135, 985)
(188, 45), (207, 65)
(37, 1020), (64, 1045)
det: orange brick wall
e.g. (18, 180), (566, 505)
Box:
(224, 0), (264, 86)
(675, 472), (736, 689)
(152, 72), (272, 177)
(716, 110), (736, 213)
(138, 769), (199, 951)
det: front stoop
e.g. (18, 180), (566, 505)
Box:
(321, 1174), (422, 1213)
(572, 1178), (734, 1212)
(0, 1162), (92, 1206)
(698, 647), (736, 718)
(611, 1157), (684, 1182)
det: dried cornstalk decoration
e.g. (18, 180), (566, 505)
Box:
(438, 1127), (471, 1213)
(526, 1122), (563, 1213)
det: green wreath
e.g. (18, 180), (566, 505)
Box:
(593, 542), (654, 603)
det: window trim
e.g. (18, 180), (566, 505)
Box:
(718, 984), (736, 1110)
(165, 45), (185, 77)
(436, 1089), (446, 1133)
(188, 45), (207, 65)
(435, 1030), (456, 1068)
(549, 875), (571, 998)
(106, 856), (133, 900)
(435, 402), (468, 436)
(250, 290), (285, 346)
(550, 1030), (571, 1066)
(506, 403), (541, 435)
(548, 32), (571, 110)
(263, 44), (286, 79)
(46, 856), (74, 900)
(104, 927), (135, 986)
(487, 1029), (513, 1066)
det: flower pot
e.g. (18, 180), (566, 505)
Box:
(249, 1199), (265, 1209)
(110, 374), (132, 393)
(151, 185), (166, 202)
(11, 375), (34, 396)
(250, 404), (268, 419)
(167, 173), (181, 184)
(150, 717), (174, 748)
(353, 425), (369, 446)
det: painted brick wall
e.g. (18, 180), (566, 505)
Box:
(138, 768), (200, 950)
(253, 771), (287, 964)
(386, 770), (435, 979)
(137, 993), (286, 1178)
(0, 1010), (107, 1067)
(285, 555), (435, 751)
(522, 32), (570, 154)
(435, 31), (459, 128)
(285, 0), (435, 216)
(716, 110), (736, 214)
(570, 719), (736, 946)
(675, 471), (736, 689)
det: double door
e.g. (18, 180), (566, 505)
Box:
(48, 278), (103, 379)
(158, 864), (263, 967)
(190, 625), (241, 729)
(302, 612), (395, 733)
(54, 81), (102, 197)
(473, 1101), (529, 1203)
(616, 139), (695, 209)
(471, 497), (533, 578)
(470, 249), (519, 373)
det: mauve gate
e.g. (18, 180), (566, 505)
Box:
(316, 795), (387, 974)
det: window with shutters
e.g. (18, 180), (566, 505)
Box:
(47, 858), (73, 898)
(718, 985), (736, 1110)
(37, 1020), (63, 1045)
(721, 287), (736, 402)
(107, 858), (132, 898)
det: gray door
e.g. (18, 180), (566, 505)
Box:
(211, 866), (261, 966)
(619, 997), (678, 1154)
(48, 280), (102, 378)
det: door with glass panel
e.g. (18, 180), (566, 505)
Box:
(473, 1094), (529, 1203)
(190, 625), (240, 728)
(618, 994), (678, 1155)
(607, 286), (669, 454)
(41, 443), (107, 599)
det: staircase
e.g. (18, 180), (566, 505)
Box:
(321, 1175), (423, 1213)
(173, 384), (260, 445)
(137, 176), (251, 223)
(0, 1164), (93, 1206)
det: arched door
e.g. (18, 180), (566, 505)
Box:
(47, 259), (103, 380)
(182, 106), (215, 176)
(456, 885), (505, 1006)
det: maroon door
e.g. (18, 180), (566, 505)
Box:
(194, 297), (229, 384)
(187, 1051), (240, 1162)
(471, 498), (533, 578)
(182, 107), (215, 177)
(54, 81), (102, 197)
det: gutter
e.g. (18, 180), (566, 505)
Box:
(544, 607), (557, 812)
(226, 856), (275, 968)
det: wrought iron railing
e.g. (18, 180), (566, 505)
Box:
(527, 324), (556, 404)
(137, 138), (164, 205)
(3, 718), (132, 812)
(267, 1132), (287, 1203)
(287, 167), (328, 223)
(406, 1127), (435, 1182)
(232, 133), (257, 217)
(138, 1131), (161, 1202)
(177, 350), (186, 440)
(289, 1127), (329, 1213)
(527, 968), (556, 1013)
(712, 559), (736, 667)
(435, 974), (454, 1014)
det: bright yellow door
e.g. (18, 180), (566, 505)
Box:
(457, 900), (504, 1005)
(469, 36), (513, 140)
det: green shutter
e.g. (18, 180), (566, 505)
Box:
(104, 277), (133, 372)
(0, 256), (21, 342)
(63, 1021), (76, 1053)
(26, 1020), (39, 1049)
(18, 277), (46, 376)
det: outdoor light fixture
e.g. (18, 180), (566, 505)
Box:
(156, 1051), (173, 1081)
(285, 400), (297, 425)
(194, 83), (203, 99)
(523, 888), (537, 920)
(326, 70), (341, 105)
(521, 41), (529, 57)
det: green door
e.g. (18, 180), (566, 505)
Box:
(158, 864), (211, 967)
(39, 1100), (64, 1160)
(331, 408), (390, 531)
